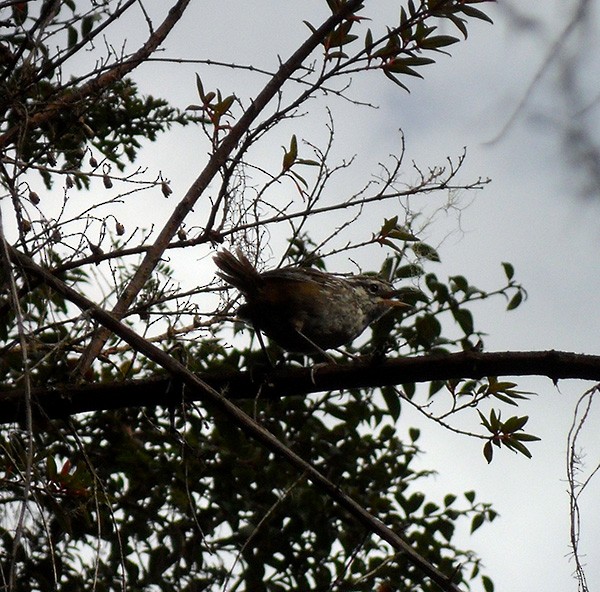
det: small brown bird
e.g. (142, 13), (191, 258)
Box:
(214, 249), (407, 353)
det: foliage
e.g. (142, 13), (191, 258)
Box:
(0, 1), (542, 591)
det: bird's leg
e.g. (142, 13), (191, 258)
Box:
(294, 329), (337, 364)
(254, 325), (276, 368)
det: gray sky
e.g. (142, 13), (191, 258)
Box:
(28, 1), (600, 590)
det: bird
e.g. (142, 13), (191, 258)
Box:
(214, 248), (408, 353)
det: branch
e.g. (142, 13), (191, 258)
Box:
(0, 0), (192, 149)
(3, 350), (600, 424)
(7, 245), (464, 592)
(73, 0), (366, 378)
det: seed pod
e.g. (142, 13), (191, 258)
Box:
(161, 181), (172, 197)
(29, 191), (40, 205)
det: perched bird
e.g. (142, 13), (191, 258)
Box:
(214, 248), (407, 353)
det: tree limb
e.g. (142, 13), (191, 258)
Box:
(2, 349), (599, 424)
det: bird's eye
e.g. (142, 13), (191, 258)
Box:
(367, 282), (380, 294)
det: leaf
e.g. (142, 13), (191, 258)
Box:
(444, 494), (456, 507)
(464, 490), (476, 503)
(387, 227), (420, 241)
(282, 134), (298, 171)
(380, 216), (398, 234)
(453, 308), (473, 335)
(404, 492), (425, 513)
(512, 432), (541, 442)
(436, 518), (454, 541)
(81, 15), (95, 37)
(303, 20), (317, 35)
(449, 275), (469, 293)
(506, 291), (523, 310)
(47, 455), (57, 479)
(501, 261), (514, 281)
(504, 438), (533, 459)
(482, 575), (495, 592)
(412, 242), (440, 262)
(423, 502), (439, 516)
(483, 441), (494, 464)
(420, 34), (459, 49)
(382, 69), (411, 92)
(460, 5), (494, 25)
(381, 386), (401, 422)
(195, 73), (205, 100)
(502, 415), (529, 433)
(415, 314), (441, 346)
(395, 264), (424, 279)
(383, 59), (423, 78)
(364, 28), (373, 53)
(67, 26), (78, 48)
(470, 513), (485, 533)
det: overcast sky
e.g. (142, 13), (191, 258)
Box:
(31, 1), (600, 590)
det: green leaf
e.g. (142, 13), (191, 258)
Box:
(395, 264), (424, 279)
(423, 502), (439, 516)
(364, 28), (373, 52)
(383, 69), (411, 92)
(483, 441), (494, 463)
(415, 314), (441, 346)
(381, 386), (401, 421)
(412, 242), (440, 262)
(506, 291), (523, 310)
(67, 26), (78, 48)
(501, 261), (514, 281)
(420, 34), (459, 49)
(504, 438), (533, 458)
(449, 275), (469, 293)
(404, 492), (425, 513)
(512, 432), (541, 442)
(471, 513), (485, 533)
(391, 228), (420, 241)
(482, 575), (495, 592)
(502, 415), (529, 433)
(81, 15), (95, 37)
(282, 134), (298, 171)
(195, 73), (205, 100)
(460, 5), (494, 25)
(384, 59), (424, 78)
(444, 494), (456, 507)
(380, 216), (399, 234)
(464, 490), (476, 503)
(47, 455), (57, 479)
(453, 308), (473, 335)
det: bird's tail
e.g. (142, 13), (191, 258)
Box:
(213, 249), (261, 295)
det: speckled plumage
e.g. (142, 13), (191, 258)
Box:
(214, 249), (406, 352)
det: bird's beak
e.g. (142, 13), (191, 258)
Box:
(383, 289), (412, 308)
(385, 299), (411, 308)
